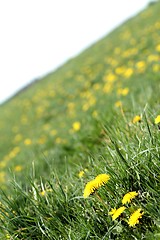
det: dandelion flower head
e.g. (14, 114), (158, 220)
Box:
(132, 115), (141, 124)
(40, 190), (46, 196)
(109, 206), (126, 220)
(155, 115), (160, 124)
(72, 121), (81, 131)
(115, 101), (122, 108)
(83, 179), (96, 198)
(78, 169), (88, 178)
(83, 173), (110, 198)
(94, 174), (110, 188)
(122, 191), (138, 204)
(14, 165), (23, 172)
(128, 208), (144, 227)
(156, 44), (160, 52)
(117, 87), (129, 96)
(78, 171), (85, 178)
(109, 208), (117, 215)
(24, 138), (32, 145)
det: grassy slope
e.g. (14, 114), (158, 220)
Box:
(0, 2), (160, 239)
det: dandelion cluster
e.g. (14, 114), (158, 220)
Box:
(108, 190), (143, 227)
(84, 175), (144, 228)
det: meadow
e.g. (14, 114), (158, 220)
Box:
(0, 2), (160, 239)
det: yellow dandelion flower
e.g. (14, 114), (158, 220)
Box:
(92, 110), (98, 118)
(13, 146), (20, 154)
(132, 115), (141, 124)
(109, 208), (117, 215)
(117, 88), (129, 96)
(155, 115), (160, 124)
(103, 82), (112, 93)
(128, 208), (144, 227)
(124, 68), (133, 78)
(83, 179), (97, 198)
(122, 88), (129, 96)
(78, 171), (85, 178)
(72, 121), (81, 131)
(115, 101), (122, 108)
(93, 83), (101, 90)
(122, 191), (138, 204)
(0, 161), (6, 168)
(94, 174), (110, 188)
(103, 73), (116, 82)
(152, 64), (159, 72)
(147, 54), (159, 62)
(115, 66), (125, 75)
(21, 116), (28, 124)
(109, 206), (126, 220)
(55, 137), (62, 144)
(24, 138), (32, 145)
(50, 129), (57, 136)
(83, 173), (110, 198)
(14, 134), (23, 143)
(40, 190), (46, 196)
(38, 136), (46, 144)
(156, 44), (160, 52)
(82, 103), (90, 111)
(0, 172), (6, 183)
(136, 61), (146, 69)
(5, 234), (11, 239)
(14, 165), (23, 172)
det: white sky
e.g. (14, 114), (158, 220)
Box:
(0, 0), (151, 104)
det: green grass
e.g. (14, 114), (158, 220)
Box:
(0, 2), (160, 239)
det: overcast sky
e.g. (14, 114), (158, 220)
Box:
(0, 0), (151, 104)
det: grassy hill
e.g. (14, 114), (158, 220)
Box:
(0, 2), (160, 239)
